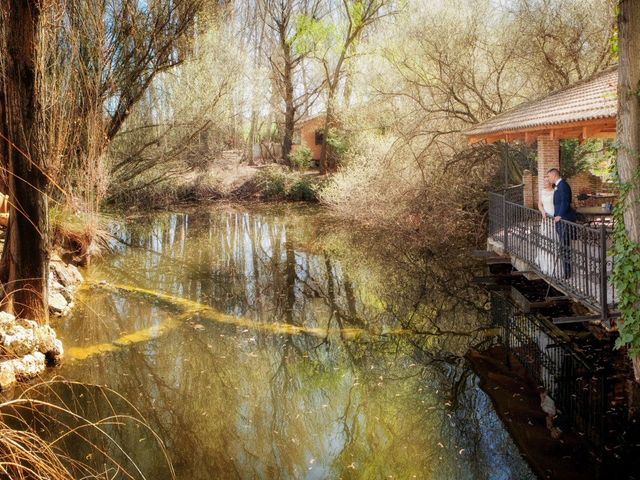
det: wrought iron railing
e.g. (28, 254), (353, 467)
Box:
(488, 192), (616, 321)
(491, 292), (606, 447)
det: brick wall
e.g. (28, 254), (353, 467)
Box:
(569, 171), (605, 207)
(522, 169), (605, 209)
(523, 170), (537, 208)
(537, 135), (560, 194)
(292, 116), (325, 160)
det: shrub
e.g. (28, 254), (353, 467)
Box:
(287, 178), (318, 201)
(326, 128), (349, 159)
(288, 147), (313, 170)
(318, 130), (497, 248)
(257, 166), (288, 199)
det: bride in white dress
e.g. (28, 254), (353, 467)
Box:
(536, 179), (557, 275)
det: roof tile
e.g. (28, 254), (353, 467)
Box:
(465, 67), (618, 137)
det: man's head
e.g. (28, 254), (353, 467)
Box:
(546, 168), (561, 185)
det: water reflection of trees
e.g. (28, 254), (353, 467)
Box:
(52, 206), (533, 479)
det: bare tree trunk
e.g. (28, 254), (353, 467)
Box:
(617, 0), (640, 382)
(282, 55), (295, 165)
(319, 91), (335, 175)
(0, 0), (49, 323)
(246, 110), (257, 165)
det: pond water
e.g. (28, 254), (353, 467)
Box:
(47, 204), (534, 479)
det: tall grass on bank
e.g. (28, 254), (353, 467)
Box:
(50, 207), (114, 263)
(0, 380), (175, 479)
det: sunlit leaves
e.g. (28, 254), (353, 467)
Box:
(293, 13), (339, 57)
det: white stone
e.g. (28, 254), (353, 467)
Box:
(11, 352), (46, 380)
(0, 361), (16, 390)
(67, 263), (84, 284)
(15, 318), (38, 330)
(48, 339), (64, 364)
(34, 325), (63, 363)
(49, 291), (69, 315)
(0, 323), (36, 357)
(50, 259), (83, 289)
(35, 324), (57, 353)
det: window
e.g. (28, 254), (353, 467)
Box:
(314, 129), (325, 145)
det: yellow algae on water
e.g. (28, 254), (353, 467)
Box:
(69, 281), (410, 361)
(67, 343), (119, 360)
(113, 318), (180, 346)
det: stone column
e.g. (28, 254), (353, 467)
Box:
(537, 135), (560, 193)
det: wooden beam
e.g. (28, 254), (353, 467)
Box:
(465, 117), (617, 144)
(553, 312), (621, 324)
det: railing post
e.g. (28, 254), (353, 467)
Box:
(503, 194), (509, 251)
(600, 222), (609, 326)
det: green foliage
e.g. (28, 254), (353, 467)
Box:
(287, 178), (318, 201)
(293, 14), (338, 56)
(560, 139), (590, 178)
(611, 4), (620, 58)
(258, 167), (288, 199)
(256, 166), (320, 201)
(611, 159), (640, 355)
(288, 147), (313, 170)
(326, 128), (349, 159)
(559, 139), (616, 179)
(350, 1), (367, 28)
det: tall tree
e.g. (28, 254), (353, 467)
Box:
(263, 0), (324, 164)
(615, 0), (640, 382)
(0, 0), (49, 322)
(300, 0), (392, 173)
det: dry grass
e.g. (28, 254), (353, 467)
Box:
(50, 208), (114, 263)
(0, 379), (175, 479)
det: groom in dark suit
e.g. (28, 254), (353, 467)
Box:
(546, 168), (576, 278)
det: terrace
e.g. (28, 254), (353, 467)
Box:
(466, 67), (619, 325)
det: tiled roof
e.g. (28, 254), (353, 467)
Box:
(465, 67), (618, 137)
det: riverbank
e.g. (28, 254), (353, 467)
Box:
(110, 156), (325, 209)
(0, 249), (84, 391)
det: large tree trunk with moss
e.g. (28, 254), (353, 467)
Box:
(617, 0), (640, 382)
(0, 0), (49, 323)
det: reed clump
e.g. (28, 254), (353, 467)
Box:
(0, 379), (175, 480)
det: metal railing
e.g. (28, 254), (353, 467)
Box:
(491, 292), (606, 447)
(489, 192), (617, 320)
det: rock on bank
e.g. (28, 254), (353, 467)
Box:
(0, 255), (83, 391)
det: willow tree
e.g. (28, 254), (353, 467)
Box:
(0, 0), (206, 322)
(0, 0), (49, 322)
(614, 0), (640, 382)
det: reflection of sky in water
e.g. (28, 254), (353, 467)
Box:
(50, 205), (535, 480)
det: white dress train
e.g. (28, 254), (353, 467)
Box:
(536, 189), (558, 276)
